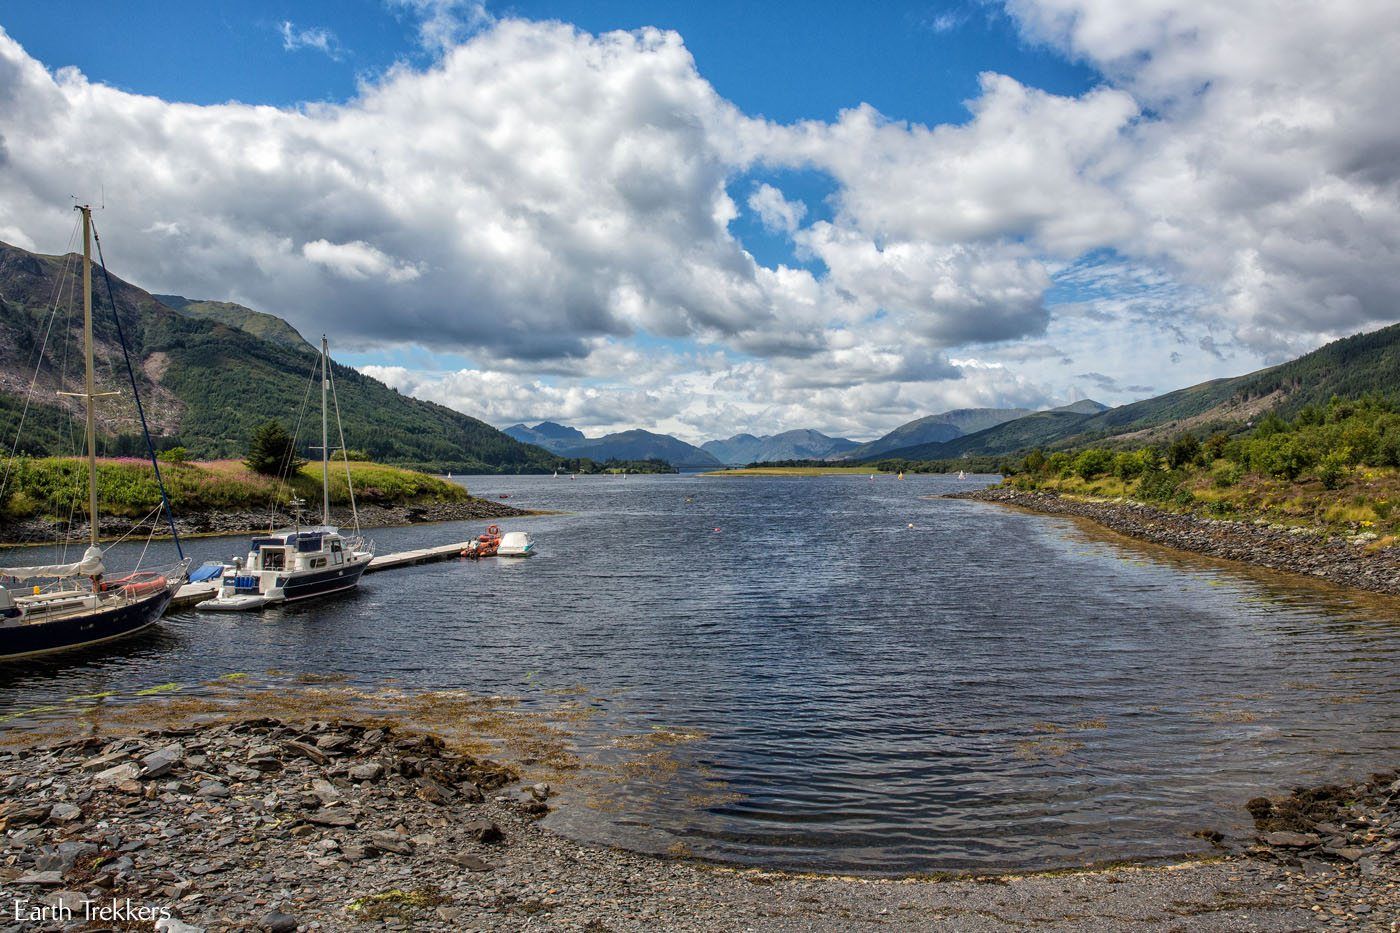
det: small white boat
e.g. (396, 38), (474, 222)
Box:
(496, 531), (535, 557)
(199, 592), (278, 612)
(958, 470), (967, 479)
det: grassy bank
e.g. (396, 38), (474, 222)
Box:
(1006, 396), (1400, 544)
(702, 466), (890, 476)
(0, 457), (469, 522)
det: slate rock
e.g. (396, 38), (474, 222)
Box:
(94, 762), (141, 784)
(1263, 831), (1319, 848)
(47, 802), (82, 823)
(16, 870), (64, 886)
(260, 911), (299, 933)
(81, 750), (131, 772)
(306, 808), (355, 828)
(156, 918), (206, 933)
(3, 804), (51, 826)
(36, 841), (99, 874)
(450, 853), (494, 871)
(464, 819), (503, 843)
(284, 741), (328, 765)
(369, 830), (415, 855)
(140, 744), (185, 779)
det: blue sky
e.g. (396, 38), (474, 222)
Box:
(1, 2), (1394, 441)
(2, 2), (1097, 118)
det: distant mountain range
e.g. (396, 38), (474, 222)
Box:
(501, 321), (1400, 474)
(702, 430), (858, 466)
(852, 326), (1400, 463)
(0, 240), (561, 473)
(842, 408), (1030, 460)
(500, 421), (587, 452)
(503, 424), (722, 470)
(839, 402), (1106, 462)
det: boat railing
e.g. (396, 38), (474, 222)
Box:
(6, 557), (191, 613)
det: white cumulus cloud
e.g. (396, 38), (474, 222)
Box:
(0, 0), (1396, 439)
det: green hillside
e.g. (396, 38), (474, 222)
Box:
(155, 295), (312, 349)
(0, 241), (562, 473)
(870, 322), (1400, 463)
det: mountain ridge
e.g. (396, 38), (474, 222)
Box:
(702, 429), (858, 465)
(0, 240), (561, 473)
(842, 406), (1047, 461)
(154, 294), (312, 349)
(863, 327), (1400, 462)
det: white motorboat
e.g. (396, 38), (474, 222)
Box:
(201, 337), (374, 611)
(496, 532), (535, 557)
(203, 524), (373, 610)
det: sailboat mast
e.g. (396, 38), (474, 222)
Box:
(79, 206), (99, 546)
(321, 335), (330, 526)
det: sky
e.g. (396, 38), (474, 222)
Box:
(1, 0), (1397, 443)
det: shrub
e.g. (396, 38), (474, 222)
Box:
(1022, 449), (1048, 474)
(1072, 448), (1115, 480)
(1113, 448), (1158, 480)
(1212, 461), (1244, 488)
(1046, 452), (1073, 478)
(157, 446), (190, 464)
(1167, 432), (1201, 469)
(1138, 468), (1185, 502)
(1254, 412), (1289, 438)
(1250, 433), (1313, 480)
(1204, 432), (1230, 461)
(1317, 449), (1350, 490)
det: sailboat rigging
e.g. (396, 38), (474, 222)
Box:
(0, 206), (189, 660)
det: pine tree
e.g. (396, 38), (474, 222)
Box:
(244, 420), (306, 477)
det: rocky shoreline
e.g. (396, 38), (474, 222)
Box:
(0, 716), (1394, 930)
(954, 487), (1400, 597)
(0, 499), (533, 547)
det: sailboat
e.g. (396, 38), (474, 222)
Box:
(201, 337), (374, 610)
(0, 206), (189, 660)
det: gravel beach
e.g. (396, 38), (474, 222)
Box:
(1, 717), (1394, 931)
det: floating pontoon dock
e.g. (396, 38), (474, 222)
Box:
(168, 540), (476, 611)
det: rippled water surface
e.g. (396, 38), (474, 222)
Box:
(3, 472), (1399, 872)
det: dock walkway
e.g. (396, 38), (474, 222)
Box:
(168, 540), (473, 611)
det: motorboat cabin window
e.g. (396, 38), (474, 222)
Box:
(262, 549), (286, 571)
(331, 541), (344, 564)
(310, 557), (327, 569)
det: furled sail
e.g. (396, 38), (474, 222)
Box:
(0, 546), (105, 582)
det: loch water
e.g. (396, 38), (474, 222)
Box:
(2, 472), (1399, 873)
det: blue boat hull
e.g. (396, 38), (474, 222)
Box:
(280, 558), (370, 602)
(0, 588), (173, 661)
